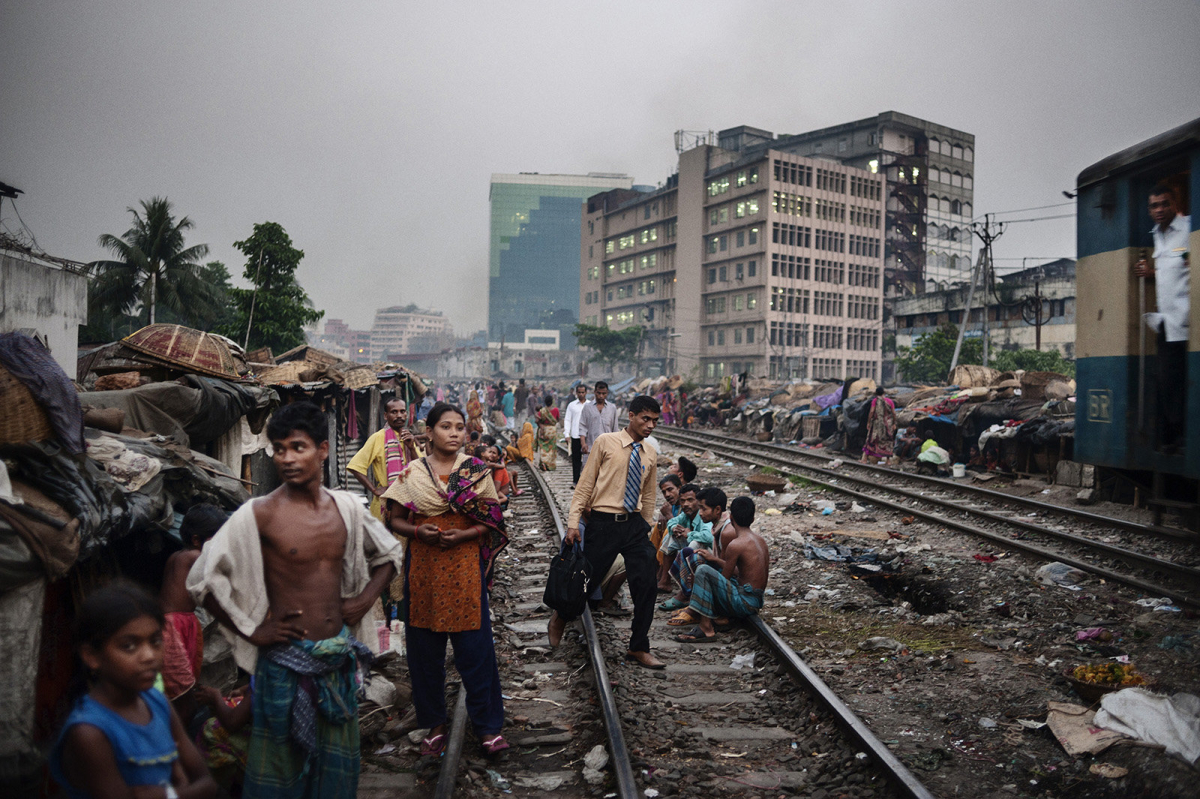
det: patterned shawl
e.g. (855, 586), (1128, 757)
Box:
(382, 453), (508, 579)
(383, 426), (415, 484)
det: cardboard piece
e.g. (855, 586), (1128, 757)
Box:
(1046, 701), (1128, 756)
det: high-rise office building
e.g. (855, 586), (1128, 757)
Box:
(773, 112), (976, 293)
(582, 132), (886, 382)
(489, 172), (634, 345)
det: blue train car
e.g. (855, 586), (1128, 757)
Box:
(1074, 118), (1198, 520)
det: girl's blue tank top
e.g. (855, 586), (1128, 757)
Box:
(50, 689), (177, 797)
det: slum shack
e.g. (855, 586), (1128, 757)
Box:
(0, 327), (266, 793)
(724, 365), (1076, 480)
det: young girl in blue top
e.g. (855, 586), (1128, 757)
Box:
(51, 582), (216, 799)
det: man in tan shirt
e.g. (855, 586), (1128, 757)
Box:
(549, 394), (663, 668)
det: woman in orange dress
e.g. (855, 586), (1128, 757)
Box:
(383, 402), (509, 756)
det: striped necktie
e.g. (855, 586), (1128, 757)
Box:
(623, 443), (643, 513)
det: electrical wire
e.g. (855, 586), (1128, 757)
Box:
(8, 199), (41, 251)
(979, 200), (1075, 219)
(991, 213), (1075, 225)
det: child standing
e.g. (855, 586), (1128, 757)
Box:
(51, 582), (216, 799)
(160, 504), (226, 720)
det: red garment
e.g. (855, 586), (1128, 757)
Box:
(491, 466), (511, 492)
(162, 611), (203, 699)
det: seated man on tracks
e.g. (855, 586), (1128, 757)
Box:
(675, 496), (769, 643)
(665, 487), (732, 626)
(656, 484), (711, 612)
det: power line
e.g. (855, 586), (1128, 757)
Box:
(996, 213), (1074, 224)
(979, 200), (1074, 219)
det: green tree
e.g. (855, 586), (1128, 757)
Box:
(894, 324), (984, 384)
(992, 348), (1076, 378)
(87, 197), (218, 328)
(222, 222), (322, 353)
(573, 323), (644, 370)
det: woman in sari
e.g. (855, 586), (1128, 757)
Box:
(861, 387), (897, 465)
(505, 421), (535, 464)
(466, 390), (485, 434)
(534, 394), (559, 471)
(383, 402), (509, 757)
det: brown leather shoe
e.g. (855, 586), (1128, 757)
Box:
(547, 612), (565, 647)
(625, 650), (666, 669)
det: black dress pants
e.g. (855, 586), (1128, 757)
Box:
(570, 438), (583, 485)
(1157, 332), (1187, 448)
(574, 512), (657, 653)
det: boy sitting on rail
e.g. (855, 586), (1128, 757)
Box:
(675, 496), (769, 643)
(657, 484), (711, 611)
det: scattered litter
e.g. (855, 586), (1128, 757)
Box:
(486, 769), (511, 791)
(901, 516), (916, 525)
(1133, 596), (1175, 609)
(516, 775), (564, 790)
(829, 459), (843, 469)
(1095, 688), (1200, 765)
(730, 653), (757, 670)
(804, 588), (841, 602)
(763, 508), (782, 516)
(408, 728), (430, 744)
(1159, 635), (1193, 653)
(972, 554), (998, 564)
(763, 588), (775, 595)
(855, 752), (868, 760)
(812, 499), (837, 512)
(1155, 604), (1181, 613)
(980, 637), (1018, 651)
(1035, 562), (1087, 589)
(1075, 627), (1114, 643)
(859, 636), (905, 652)
(850, 502), (866, 513)
(1017, 719), (1047, 730)
(1046, 701), (1128, 756)
(1089, 763), (1128, 779)
(373, 743), (396, 755)
(764, 490), (776, 497)
(978, 717), (997, 729)
(821, 507), (835, 516)
(644, 790), (660, 798)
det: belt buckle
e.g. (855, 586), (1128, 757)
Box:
(614, 512), (629, 522)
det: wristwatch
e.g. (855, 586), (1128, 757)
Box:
(165, 786), (179, 799)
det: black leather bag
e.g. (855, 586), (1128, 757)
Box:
(542, 542), (591, 618)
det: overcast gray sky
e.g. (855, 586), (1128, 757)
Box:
(3, 1), (1198, 336)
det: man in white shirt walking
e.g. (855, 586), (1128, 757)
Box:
(1134, 184), (1190, 453)
(563, 383), (589, 487)
(579, 381), (620, 468)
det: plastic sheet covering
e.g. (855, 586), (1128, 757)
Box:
(0, 430), (248, 560)
(78, 375), (274, 448)
(840, 395), (873, 454)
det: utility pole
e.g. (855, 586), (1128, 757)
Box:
(948, 248), (986, 377)
(969, 214), (1006, 367)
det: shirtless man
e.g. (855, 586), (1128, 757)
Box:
(676, 496), (769, 643)
(188, 401), (402, 798)
(160, 504), (226, 718)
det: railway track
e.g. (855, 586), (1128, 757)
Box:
(653, 427), (1200, 609)
(426, 455), (937, 797)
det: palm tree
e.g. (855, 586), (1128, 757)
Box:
(89, 197), (216, 326)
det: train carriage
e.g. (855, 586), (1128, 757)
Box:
(1074, 117), (1198, 524)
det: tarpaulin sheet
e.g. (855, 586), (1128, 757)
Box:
(0, 431), (248, 560)
(79, 376), (272, 448)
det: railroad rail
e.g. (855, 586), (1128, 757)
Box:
(654, 427), (1200, 609)
(428, 453), (938, 798)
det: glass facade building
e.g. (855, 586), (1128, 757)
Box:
(489, 173), (632, 344)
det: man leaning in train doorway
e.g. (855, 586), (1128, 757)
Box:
(1134, 184), (1190, 455)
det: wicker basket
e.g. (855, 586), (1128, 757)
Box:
(0, 364), (54, 445)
